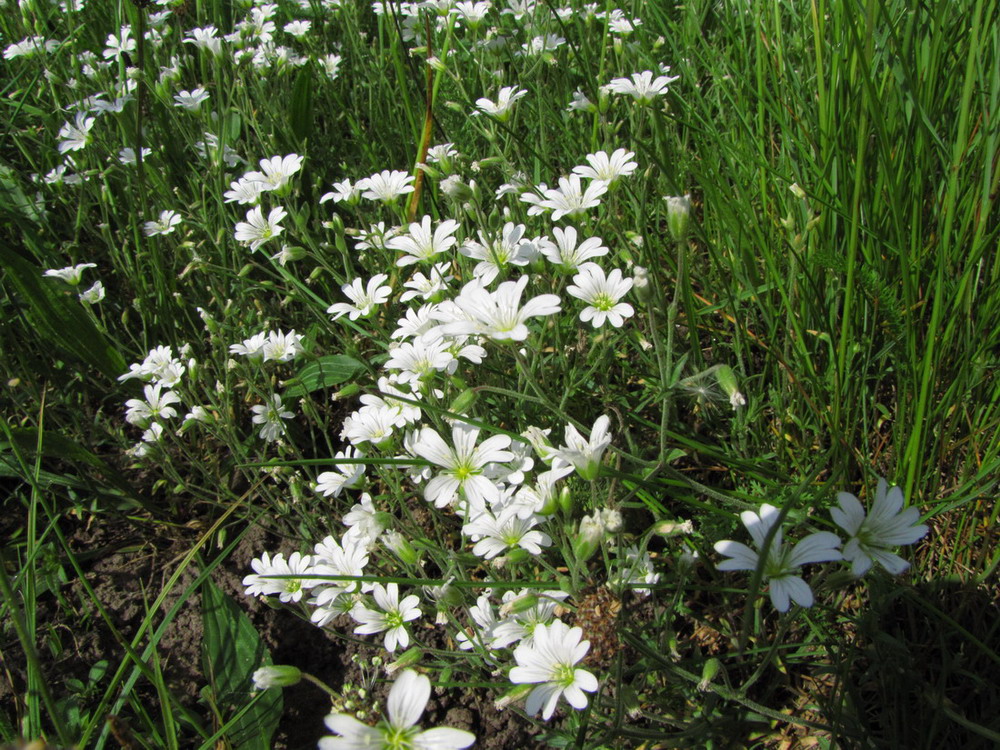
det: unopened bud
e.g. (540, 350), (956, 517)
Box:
(449, 388), (477, 415)
(332, 383), (361, 401)
(252, 665), (301, 690)
(714, 365), (745, 410)
(573, 514), (604, 562)
(653, 519), (694, 537)
(632, 265), (651, 302)
(664, 194), (691, 241)
(698, 658), (721, 692)
(500, 593), (538, 617)
(382, 531), (419, 566)
(385, 648), (423, 674)
(495, 684), (534, 711)
(557, 486), (572, 515)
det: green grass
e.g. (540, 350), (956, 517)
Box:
(2, 0), (999, 747)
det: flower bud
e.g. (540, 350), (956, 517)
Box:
(252, 665), (301, 690)
(698, 658), (722, 692)
(653, 519), (694, 537)
(557, 486), (572, 515)
(664, 194), (691, 241)
(441, 174), (474, 203)
(573, 514), (604, 563)
(714, 365), (745, 410)
(500, 593), (538, 617)
(505, 548), (530, 565)
(449, 388), (477, 415)
(332, 383), (361, 401)
(382, 531), (419, 566)
(495, 684), (534, 711)
(385, 647), (423, 674)
(631, 265), (652, 303)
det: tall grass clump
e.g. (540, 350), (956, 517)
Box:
(2, 0), (998, 748)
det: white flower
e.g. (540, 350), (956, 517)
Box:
(604, 69), (679, 104)
(400, 263), (453, 302)
(464, 506), (551, 559)
(425, 142), (458, 165)
(538, 226), (608, 271)
(490, 589), (568, 649)
(283, 20), (311, 37)
(831, 478), (928, 576)
(342, 493), (385, 547)
(58, 112), (96, 153)
(509, 619), (599, 720)
(529, 175), (607, 221)
(234, 206), (287, 251)
(309, 535), (371, 621)
(351, 583), (422, 653)
(455, 0), (492, 25)
(224, 177), (265, 205)
(571, 148), (637, 184)
(242, 551), (315, 603)
(245, 154), (304, 192)
(173, 87), (210, 110)
(251, 394), (294, 442)
(434, 276), (561, 342)
(384, 336), (455, 385)
(319, 178), (361, 204)
(357, 170), (415, 202)
(549, 415), (612, 481)
(411, 423), (512, 512)
(44, 263), (96, 286)
(327, 274), (392, 321)
(79, 280), (105, 304)
(459, 222), (537, 285)
(566, 265), (634, 328)
(315, 448), (365, 499)
(124, 383), (181, 426)
(320, 53), (342, 80)
(183, 26), (222, 55)
(230, 332), (268, 360)
(319, 669), (474, 750)
(520, 34), (564, 56)
(474, 85), (527, 120)
(260, 329), (303, 362)
(118, 146), (152, 165)
(386, 215), (460, 266)
(143, 209), (182, 236)
(714, 504), (842, 612)
(567, 89), (595, 113)
(102, 25), (135, 60)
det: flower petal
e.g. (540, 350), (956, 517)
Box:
(387, 669), (430, 729)
(414, 728), (477, 750)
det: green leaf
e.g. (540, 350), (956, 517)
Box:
(0, 246), (126, 379)
(288, 66), (313, 143)
(282, 355), (362, 396)
(200, 578), (281, 750)
(7, 428), (110, 470)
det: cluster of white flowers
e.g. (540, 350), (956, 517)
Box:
(118, 345), (208, 457)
